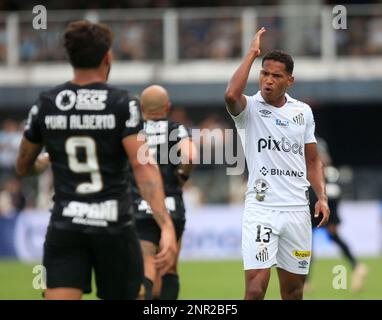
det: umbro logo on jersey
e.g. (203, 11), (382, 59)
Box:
(293, 113), (304, 125)
(259, 109), (272, 118)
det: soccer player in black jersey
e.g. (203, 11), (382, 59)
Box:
(15, 21), (177, 300)
(307, 137), (368, 293)
(128, 85), (197, 300)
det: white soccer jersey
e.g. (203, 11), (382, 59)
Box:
(230, 91), (317, 208)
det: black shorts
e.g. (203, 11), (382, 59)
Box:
(43, 225), (143, 299)
(135, 218), (185, 246)
(311, 199), (340, 228)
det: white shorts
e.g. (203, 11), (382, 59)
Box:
(242, 206), (312, 275)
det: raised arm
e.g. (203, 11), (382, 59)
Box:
(305, 143), (330, 228)
(123, 134), (177, 275)
(225, 27), (266, 116)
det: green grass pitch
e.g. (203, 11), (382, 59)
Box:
(0, 258), (380, 300)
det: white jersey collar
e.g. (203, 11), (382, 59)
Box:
(254, 91), (296, 105)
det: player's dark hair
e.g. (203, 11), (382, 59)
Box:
(64, 20), (113, 69)
(262, 50), (294, 75)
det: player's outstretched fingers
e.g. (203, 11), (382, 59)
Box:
(314, 202), (320, 218)
(317, 209), (329, 228)
(256, 27), (266, 37)
(251, 27), (267, 56)
(315, 199), (330, 228)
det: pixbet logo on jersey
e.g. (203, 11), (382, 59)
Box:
(257, 136), (303, 156)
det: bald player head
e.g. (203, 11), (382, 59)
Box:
(140, 85), (171, 120)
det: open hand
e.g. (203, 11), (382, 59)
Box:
(154, 225), (177, 276)
(250, 27), (267, 57)
(314, 199), (330, 228)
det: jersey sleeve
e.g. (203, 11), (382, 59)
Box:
(24, 97), (44, 144)
(120, 96), (144, 139)
(227, 95), (251, 129)
(304, 107), (317, 144)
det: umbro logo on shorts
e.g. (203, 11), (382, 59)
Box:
(298, 260), (309, 269)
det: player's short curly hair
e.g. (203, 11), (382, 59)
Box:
(64, 20), (113, 68)
(262, 50), (294, 75)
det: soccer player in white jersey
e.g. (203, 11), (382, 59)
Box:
(225, 27), (330, 300)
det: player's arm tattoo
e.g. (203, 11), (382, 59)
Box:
(15, 137), (45, 176)
(141, 240), (159, 256)
(138, 176), (169, 227)
(123, 134), (172, 229)
(139, 179), (156, 199)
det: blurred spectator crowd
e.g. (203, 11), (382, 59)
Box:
(0, 0), (279, 11)
(0, 1), (382, 63)
(0, 119), (25, 217)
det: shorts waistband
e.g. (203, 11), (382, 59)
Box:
(245, 204), (310, 212)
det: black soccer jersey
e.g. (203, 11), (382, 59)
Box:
(128, 119), (190, 220)
(24, 81), (143, 233)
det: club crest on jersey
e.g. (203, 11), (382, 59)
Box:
(55, 90), (76, 111)
(293, 113), (304, 125)
(254, 179), (269, 201)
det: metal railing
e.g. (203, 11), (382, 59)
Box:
(0, 4), (382, 66)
